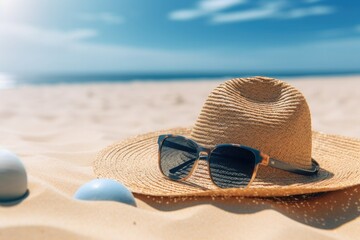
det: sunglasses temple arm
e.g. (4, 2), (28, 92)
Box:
(268, 158), (320, 176)
(169, 158), (197, 174)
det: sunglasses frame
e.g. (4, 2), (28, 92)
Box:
(157, 134), (270, 189)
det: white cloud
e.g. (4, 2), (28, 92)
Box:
(170, 0), (335, 24)
(304, 0), (322, 3)
(212, 8), (275, 23)
(169, 0), (246, 21)
(169, 10), (204, 21)
(213, 4), (335, 23)
(199, 0), (246, 11)
(0, 23), (97, 45)
(212, 2), (283, 23)
(79, 12), (124, 25)
(285, 6), (334, 19)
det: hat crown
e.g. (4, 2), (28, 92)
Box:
(190, 77), (312, 168)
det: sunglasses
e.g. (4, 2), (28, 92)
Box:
(158, 134), (320, 189)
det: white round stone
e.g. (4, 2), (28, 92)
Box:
(0, 149), (28, 201)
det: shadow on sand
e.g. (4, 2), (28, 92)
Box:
(0, 190), (29, 207)
(136, 185), (359, 229)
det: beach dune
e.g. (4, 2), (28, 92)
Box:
(0, 76), (359, 240)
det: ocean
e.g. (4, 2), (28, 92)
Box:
(1, 70), (360, 89)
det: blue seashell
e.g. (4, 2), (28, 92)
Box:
(0, 149), (28, 202)
(74, 179), (136, 206)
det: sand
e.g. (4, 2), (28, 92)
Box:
(0, 75), (359, 240)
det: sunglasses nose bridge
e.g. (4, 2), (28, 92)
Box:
(198, 151), (209, 161)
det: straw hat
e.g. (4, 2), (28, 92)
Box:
(94, 77), (360, 197)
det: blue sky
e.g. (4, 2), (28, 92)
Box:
(0, 0), (359, 74)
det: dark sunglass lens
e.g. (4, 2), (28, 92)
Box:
(159, 136), (198, 180)
(209, 146), (256, 188)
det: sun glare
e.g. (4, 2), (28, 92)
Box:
(0, 73), (16, 89)
(0, 0), (32, 21)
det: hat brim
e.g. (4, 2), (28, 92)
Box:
(94, 128), (360, 197)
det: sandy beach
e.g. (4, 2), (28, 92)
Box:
(0, 75), (360, 240)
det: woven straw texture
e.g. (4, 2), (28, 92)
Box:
(191, 77), (312, 169)
(94, 77), (360, 197)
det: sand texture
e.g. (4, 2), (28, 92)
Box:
(0, 76), (360, 240)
